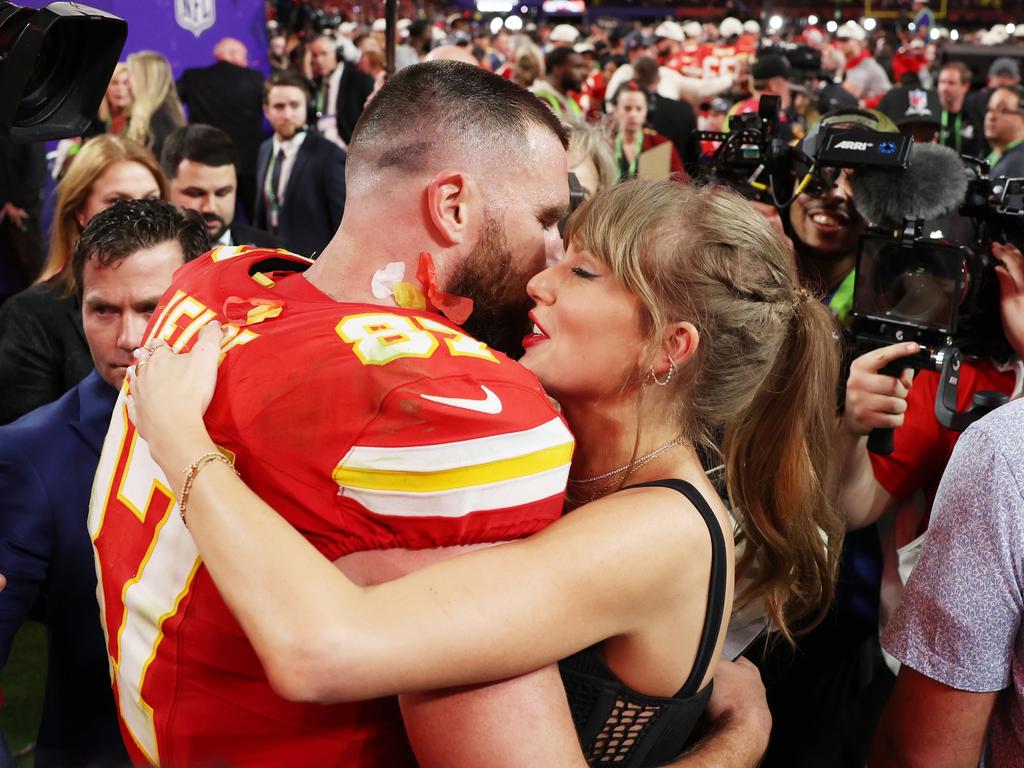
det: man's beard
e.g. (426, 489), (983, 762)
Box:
(204, 213), (228, 241)
(447, 214), (534, 359)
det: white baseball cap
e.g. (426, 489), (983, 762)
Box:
(719, 17), (743, 38)
(682, 21), (702, 39)
(654, 20), (685, 43)
(548, 23), (581, 43)
(743, 19), (761, 35)
(371, 18), (387, 32)
(836, 20), (867, 41)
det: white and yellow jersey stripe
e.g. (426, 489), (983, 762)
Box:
(334, 417), (573, 518)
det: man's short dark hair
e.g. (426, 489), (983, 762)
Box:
(408, 20), (430, 41)
(161, 124), (238, 180)
(73, 199), (211, 292)
(264, 69), (311, 103)
(348, 61), (568, 181)
(546, 46), (575, 75)
(941, 60), (972, 87)
(632, 56), (659, 90)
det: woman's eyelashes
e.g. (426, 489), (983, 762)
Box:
(571, 265), (599, 280)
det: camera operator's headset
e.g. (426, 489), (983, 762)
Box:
(795, 107), (900, 198)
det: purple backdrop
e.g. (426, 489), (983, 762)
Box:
(17, 0), (268, 75)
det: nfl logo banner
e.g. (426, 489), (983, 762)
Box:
(176, 0), (216, 38)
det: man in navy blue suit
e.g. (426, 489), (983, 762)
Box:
(0, 200), (209, 767)
(254, 70), (347, 258)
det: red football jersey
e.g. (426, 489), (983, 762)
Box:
(870, 359), (1015, 517)
(666, 44), (708, 78)
(89, 247), (574, 766)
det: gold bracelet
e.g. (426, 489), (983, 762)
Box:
(178, 451), (237, 528)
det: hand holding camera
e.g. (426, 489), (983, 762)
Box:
(994, 241), (1024, 359)
(843, 342), (920, 437)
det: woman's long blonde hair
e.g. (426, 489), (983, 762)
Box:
(40, 135), (168, 291)
(564, 180), (844, 644)
(97, 62), (131, 125)
(125, 51), (185, 149)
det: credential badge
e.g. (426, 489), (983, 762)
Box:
(176, 0), (216, 38)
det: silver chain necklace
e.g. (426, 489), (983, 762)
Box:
(567, 435), (686, 486)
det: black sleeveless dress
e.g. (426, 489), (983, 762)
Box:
(559, 479), (729, 767)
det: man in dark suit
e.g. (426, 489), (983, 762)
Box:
(177, 38), (266, 221)
(309, 33), (375, 148)
(0, 199), (209, 767)
(632, 56), (701, 174)
(163, 125), (280, 249)
(255, 70), (347, 258)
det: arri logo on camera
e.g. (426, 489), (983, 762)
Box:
(833, 140), (874, 151)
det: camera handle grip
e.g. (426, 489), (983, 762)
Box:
(866, 359), (913, 456)
(867, 426), (895, 455)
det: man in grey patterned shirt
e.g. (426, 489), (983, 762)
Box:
(870, 397), (1024, 767)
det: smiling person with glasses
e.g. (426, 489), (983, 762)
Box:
(984, 85), (1024, 177)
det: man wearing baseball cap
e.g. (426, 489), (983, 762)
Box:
(724, 52), (795, 140)
(967, 56), (1022, 121)
(878, 85), (943, 143)
(836, 21), (892, 107)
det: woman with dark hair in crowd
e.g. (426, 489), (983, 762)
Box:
(129, 180), (844, 766)
(611, 82), (686, 182)
(125, 51), (186, 160)
(0, 135), (167, 424)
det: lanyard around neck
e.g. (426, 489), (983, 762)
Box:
(615, 132), (645, 179)
(941, 110), (962, 152)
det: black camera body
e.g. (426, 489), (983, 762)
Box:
(848, 163), (1016, 449)
(0, 1), (126, 142)
(696, 95), (802, 205)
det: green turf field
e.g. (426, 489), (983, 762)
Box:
(1, 621), (45, 768)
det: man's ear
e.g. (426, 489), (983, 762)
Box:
(425, 170), (475, 247)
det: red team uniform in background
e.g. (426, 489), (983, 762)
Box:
(89, 247), (574, 766)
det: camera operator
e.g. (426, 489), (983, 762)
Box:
(782, 112), (902, 326)
(750, 109), (915, 768)
(834, 234), (1023, 768)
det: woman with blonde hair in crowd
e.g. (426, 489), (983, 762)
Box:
(0, 135), (167, 424)
(129, 180), (845, 766)
(97, 62), (133, 136)
(513, 41), (545, 88)
(125, 51), (185, 159)
(566, 119), (618, 201)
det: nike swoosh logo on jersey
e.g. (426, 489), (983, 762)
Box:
(420, 386), (503, 414)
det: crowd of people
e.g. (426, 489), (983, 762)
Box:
(1, 2), (1024, 767)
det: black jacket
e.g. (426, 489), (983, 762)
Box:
(0, 282), (92, 425)
(647, 93), (700, 175)
(178, 61), (267, 177)
(254, 131), (347, 258)
(228, 221), (281, 249)
(314, 64), (375, 146)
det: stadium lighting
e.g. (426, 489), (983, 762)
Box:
(950, 28), (959, 41)
(825, 20), (838, 33)
(929, 26), (940, 40)
(520, 5), (527, 11)
(863, 17), (877, 31)
(504, 14), (523, 30)
(477, 0), (513, 12)
(490, 16), (503, 33)
(769, 15), (783, 31)
(807, 15), (818, 26)
(1008, 23), (1017, 34)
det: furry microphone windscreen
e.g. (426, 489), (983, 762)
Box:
(849, 142), (970, 228)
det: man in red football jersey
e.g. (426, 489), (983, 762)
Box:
(87, 61), (770, 768)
